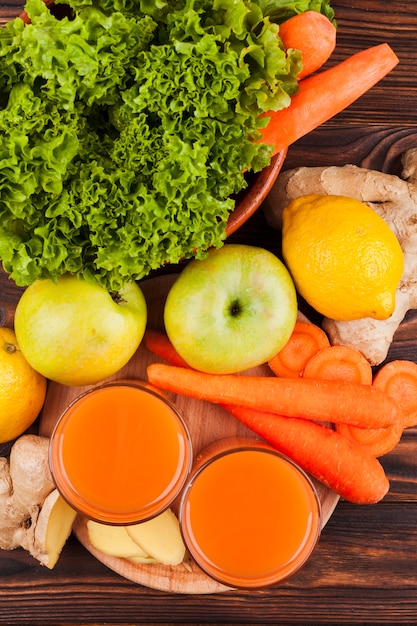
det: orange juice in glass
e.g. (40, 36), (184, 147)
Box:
(179, 439), (321, 588)
(49, 381), (192, 524)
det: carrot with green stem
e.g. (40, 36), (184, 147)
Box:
(268, 320), (330, 378)
(279, 10), (337, 79)
(259, 43), (399, 156)
(223, 404), (389, 504)
(146, 363), (400, 428)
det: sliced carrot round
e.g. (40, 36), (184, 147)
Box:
(336, 417), (403, 458)
(302, 345), (373, 385)
(304, 347), (402, 457)
(373, 360), (417, 428)
(268, 321), (330, 378)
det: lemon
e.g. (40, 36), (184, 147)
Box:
(0, 327), (47, 443)
(282, 194), (404, 321)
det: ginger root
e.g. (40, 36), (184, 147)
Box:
(87, 508), (186, 567)
(263, 148), (417, 365)
(0, 433), (76, 567)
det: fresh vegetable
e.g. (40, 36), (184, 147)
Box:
(264, 148), (417, 366)
(268, 320), (330, 377)
(144, 329), (189, 368)
(0, 0), (304, 292)
(335, 418), (404, 459)
(257, 0), (336, 25)
(373, 360), (417, 428)
(87, 520), (155, 561)
(279, 10), (337, 79)
(88, 509), (187, 566)
(303, 345), (373, 384)
(223, 404), (389, 504)
(0, 434), (76, 568)
(126, 509), (186, 566)
(32, 489), (78, 569)
(259, 43), (399, 156)
(299, 345), (403, 457)
(143, 331), (392, 499)
(146, 363), (400, 428)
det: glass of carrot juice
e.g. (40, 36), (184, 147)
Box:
(179, 439), (321, 588)
(49, 381), (192, 525)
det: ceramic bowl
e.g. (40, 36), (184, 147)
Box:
(226, 150), (287, 236)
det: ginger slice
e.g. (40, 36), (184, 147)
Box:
(31, 489), (77, 569)
(127, 509), (186, 566)
(87, 519), (155, 561)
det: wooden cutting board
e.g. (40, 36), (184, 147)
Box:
(39, 273), (339, 594)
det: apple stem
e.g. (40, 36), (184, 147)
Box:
(110, 292), (125, 305)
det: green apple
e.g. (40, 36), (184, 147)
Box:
(164, 244), (297, 374)
(14, 274), (147, 386)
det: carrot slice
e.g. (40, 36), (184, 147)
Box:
(335, 419), (403, 459)
(279, 10), (337, 79)
(259, 43), (399, 156)
(144, 329), (189, 368)
(302, 348), (402, 457)
(303, 345), (373, 385)
(269, 321), (330, 378)
(147, 363), (400, 428)
(373, 360), (417, 428)
(224, 404), (389, 504)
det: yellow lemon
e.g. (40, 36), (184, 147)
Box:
(282, 194), (404, 321)
(0, 327), (47, 443)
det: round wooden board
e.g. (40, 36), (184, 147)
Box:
(39, 274), (339, 594)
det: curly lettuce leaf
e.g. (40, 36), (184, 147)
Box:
(256, 0), (336, 25)
(0, 0), (308, 291)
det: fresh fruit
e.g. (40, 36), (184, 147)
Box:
(0, 328), (46, 444)
(282, 194), (404, 321)
(164, 244), (297, 374)
(14, 275), (147, 386)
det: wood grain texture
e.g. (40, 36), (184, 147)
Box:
(1, 0), (417, 623)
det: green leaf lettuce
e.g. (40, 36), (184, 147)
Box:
(0, 0), (306, 291)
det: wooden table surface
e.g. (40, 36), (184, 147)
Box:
(1, 1), (417, 624)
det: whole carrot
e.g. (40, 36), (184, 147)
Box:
(143, 332), (389, 503)
(279, 10), (337, 79)
(259, 43), (399, 156)
(146, 363), (400, 429)
(224, 404), (389, 504)
(144, 329), (189, 368)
